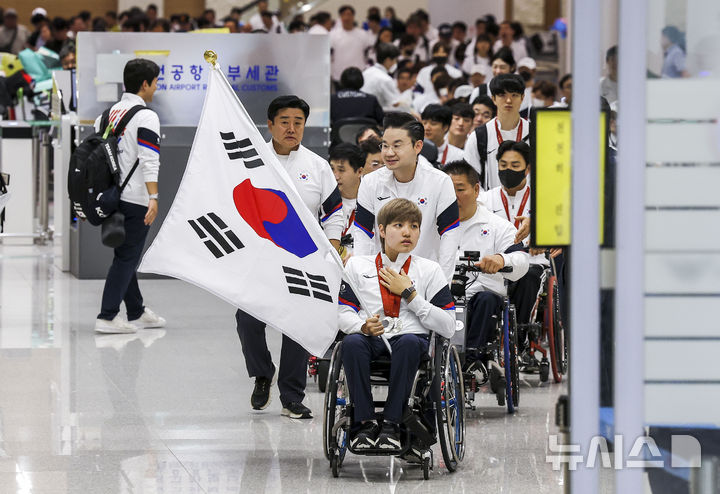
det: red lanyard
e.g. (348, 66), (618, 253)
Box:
(495, 119), (523, 145)
(375, 253), (412, 318)
(500, 187), (530, 228)
(441, 146), (449, 164)
(343, 209), (355, 236)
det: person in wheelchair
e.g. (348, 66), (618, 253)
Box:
(444, 159), (529, 371)
(481, 140), (549, 369)
(338, 198), (456, 450)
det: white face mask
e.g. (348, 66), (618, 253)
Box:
(388, 63), (398, 74)
(532, 97), (545, 108)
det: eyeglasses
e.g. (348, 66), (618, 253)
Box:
(381, 141), (412, 153)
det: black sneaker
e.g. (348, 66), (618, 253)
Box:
(251, 368), (275, 410)
(281, 401), (313, 419)
(399, 445), (423, 464)
(519, 351), (539, 373)
(350, 422), (379, 449)
(376, 422), (401, 450)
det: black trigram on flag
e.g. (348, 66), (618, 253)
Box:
(282, 266), (333, 303)
(220, 131), (264, 169)
(188, 212), (244, 258)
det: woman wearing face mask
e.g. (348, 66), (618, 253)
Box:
(415, 41), (463, 95)
(468, 47), (516, 105)
(462, 34), (493, 76)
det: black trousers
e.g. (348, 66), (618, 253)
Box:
(466, 291), (503, 355)
(98, 201), (150, 321)
(508, 264), (545, 325)
(235, 309), (308, 407)
(342, 333), (429, 424)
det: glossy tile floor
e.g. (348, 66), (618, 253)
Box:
(0, 244), (569, 494)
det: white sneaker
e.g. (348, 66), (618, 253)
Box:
(95, 316), (139, 334)
(131, 308), (166, 329)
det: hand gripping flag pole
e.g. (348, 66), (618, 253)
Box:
(202, 51), (394, 355)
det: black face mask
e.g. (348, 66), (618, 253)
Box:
(432, 56), (448, 66)
(498, 168), (526, 189)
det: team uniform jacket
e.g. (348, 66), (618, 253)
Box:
(352, 159), (461, 282)
(93, 93), (160, 207)
(338, 252), (456, 339)
(437, 139), (465, 166)
(268, 142), (344, 241)
(482, 183), (549, 266)
(458, 202), (530, 298)
(463, 116), (530, 191)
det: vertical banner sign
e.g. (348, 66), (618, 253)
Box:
(531, 109), (608, 247)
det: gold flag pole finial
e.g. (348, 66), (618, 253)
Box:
(204, 50), (218, 67)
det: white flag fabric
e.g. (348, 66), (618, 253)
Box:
(139, 64), (342, 357)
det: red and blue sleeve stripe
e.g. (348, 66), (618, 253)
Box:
(430, 286), (455, 311)
(137, 127), (160, 154)
(437, 202), (460, 236)
(338, 281), (361, 312)
(354, 203), (375, 238)
(321, 186), (343, 222)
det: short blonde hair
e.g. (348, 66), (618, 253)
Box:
(377, 198), (422, 250)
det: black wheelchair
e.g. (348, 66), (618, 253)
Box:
(518, 253), (567, 383)
(450, 251), (520, 413)
(322, 333), (465, 479)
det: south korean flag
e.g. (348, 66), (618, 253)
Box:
(139, 61), (342, 357)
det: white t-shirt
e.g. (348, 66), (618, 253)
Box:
(330, 27), (373, 81)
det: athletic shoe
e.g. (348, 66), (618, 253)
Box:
(519, 350), (539, 373)
(399, 445), (423, 463)
(376, 422), (401, 450)
(130, 308), (166, 329)
(465, 359), (488, 386)
(281, 401), (313, 419)
(251, 368), (276, 410)
(350, 422), (379, 449)
(95, 316), (139, 334)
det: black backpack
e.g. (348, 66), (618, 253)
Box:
(68, 105), (146, 225)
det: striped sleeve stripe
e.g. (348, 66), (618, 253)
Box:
(353, 220), (374, 238)
(338, 297), (360, 312)
(441, 301), (456, 311)
(138, 139), (160, 153)
(321, 202), (342, 222)
(436, 201), (460, 236)
(439, 220), (460, 235)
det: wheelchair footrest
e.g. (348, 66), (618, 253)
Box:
(401, 409), (436, 448)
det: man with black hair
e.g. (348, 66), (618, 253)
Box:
(236, 95), (344, 420)
(331, 6), (373, 82)
(331, 67), (383, 126)
(308, 11), (332, 34)
(415, 41), (463, 95)
(356, 125), (382, 144)
(471, 94), (497, 130)
(444, 159), (528, 371)
(353, 112), (460, 282)
(464, 73), (529, 190)
(329, 143), (366, 253)
(493, 20), (528, 62)
(452, 21), (467, 44)
(481, 141), (548, 365)
(421, 104), (464, 165)
(0, 9), (29, 54)
(600, 45), (618, 105)
(413, 71), (452, 113)
(94, 59), (164, 335)
(449, 102), (475, 149)
(146, 4), (158, 23)
(359, 137), (384, 174)
(361, 42), (402, 112)
(553, 74), (572, 108)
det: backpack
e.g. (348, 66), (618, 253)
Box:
(474, 124), (488, 189)
(68, 105), (146, 225)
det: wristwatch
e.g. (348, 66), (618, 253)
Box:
(149, 193), (159, 201)
(401, 285), (416, 301)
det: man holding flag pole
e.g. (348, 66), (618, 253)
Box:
(139, 51), (344, 420)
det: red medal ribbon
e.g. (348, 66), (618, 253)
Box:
(495, 119), (523, 145)
(343, 209), (355, 236)
(441, 145), (449, 164)
(375, 253), (412, 318)
(500, 186), (531, 228)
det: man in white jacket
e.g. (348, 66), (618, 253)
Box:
(444, 160), (529, 368)
(352, 112), (460, 282)
(339, 198), (455, 450)
(236, 96), (344, 420)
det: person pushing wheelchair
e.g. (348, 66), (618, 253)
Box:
(338, 198), (456, 450)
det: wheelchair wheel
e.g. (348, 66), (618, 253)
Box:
(323, 343), (348, 465)
(502, 304), (520, 414)
(546, 275), (566, 383)
(435, 341), (465, 472)
(318, 359), (330, 393)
